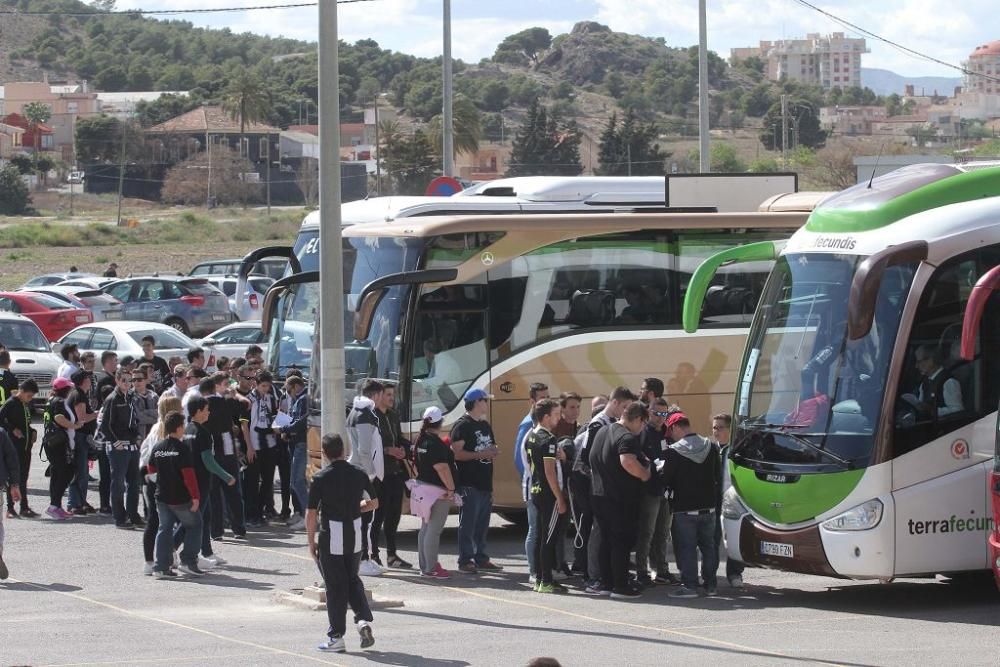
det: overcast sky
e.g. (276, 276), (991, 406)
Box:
(117, 0), (995, 78)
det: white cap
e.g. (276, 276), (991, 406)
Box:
(422, 406), (444, 423)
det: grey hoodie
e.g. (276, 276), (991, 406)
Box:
(346, 395), (384, 481)
(669, 434), (712, 464)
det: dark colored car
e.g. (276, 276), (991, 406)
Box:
(100, 277), (233, 337)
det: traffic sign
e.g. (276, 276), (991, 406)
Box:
(425, 176), (463, 196)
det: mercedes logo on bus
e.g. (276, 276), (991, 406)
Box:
(481, 251), (495, 266)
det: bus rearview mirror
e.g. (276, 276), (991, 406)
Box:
(848, 241), (927, 341)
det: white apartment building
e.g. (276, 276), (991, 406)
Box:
(731, 32), (869, 91)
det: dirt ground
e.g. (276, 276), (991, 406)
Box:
(0, 240), (279, 290)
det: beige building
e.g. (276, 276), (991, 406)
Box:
(956, 40), (1000, 119)
(0, 122), (25, 159)
(0, 81), (99, 162)
(819, 105), (887, 135)
(731, 33), (869, 91)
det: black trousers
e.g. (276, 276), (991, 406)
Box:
(48, 442), (74, 508)
(569, 471), (593, 573)
(318, 533), (373, 638)
(533, 494), (563, 585)
(594, 495), (638, 592)
(98, 448), (111, 509)
(5, 440), (30, 512)
(276, 443), (301, 514)
(143, 479), (160, 562)
(254, 446), (279, 520)
(242, 453), (261, 523)
(371, 473), (405, 558)
(210, 456), (246, 537)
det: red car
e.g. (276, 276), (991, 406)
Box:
(0, 291), (93, 341)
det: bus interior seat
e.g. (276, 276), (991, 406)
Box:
(568, 289), (616, 328)
(703, 284), (756, 318)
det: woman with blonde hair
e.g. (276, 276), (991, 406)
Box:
(140, 396), (182, 575)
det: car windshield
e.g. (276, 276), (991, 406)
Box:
(0, 321), (51, 351)
(249, 277), (274, 293)
(127, 329), (192, 348)
(29, 294), (72, 310)
(734, 253), (916, 470)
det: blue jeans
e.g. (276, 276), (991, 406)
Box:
(290, 442), (308, 514)
(157, 500), (202, 570)
(109, 447), (140, 523)
(672, 511), (720, 590)
(67, 432), (90, 510)
(174, 491), (213, 558)
(457, 487), (492, 566)
(525, 497), (539, 576)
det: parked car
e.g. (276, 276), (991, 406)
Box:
(0, 291), (94, 341)
(16, 286), (124, 322)
(100, 277), (233, 337)
(20, 272), (96, 289)
(197, 322), (269, 361)
(203, 275), (275, 321)
(0, 312), (61, 405)
(57, 322), (202, 367)
(190, 258), (287, 281)
(56, 277), (118, 290)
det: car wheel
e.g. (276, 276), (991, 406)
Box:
(165, 318), (190, 336)
(497, 510), (528, 527)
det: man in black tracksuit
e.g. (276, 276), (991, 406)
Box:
(100, 370), (142, 529)
(370, 383), (411, 569)
(307, 434), (377, 653)
(0, 380), (36, 518)
(204, 375), (246, 540)
(0, 351), (18, 405)
(525, 398), (568, 592)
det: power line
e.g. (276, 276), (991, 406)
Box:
(789, 0), (1000, 85)
(0, 1), (374, 16)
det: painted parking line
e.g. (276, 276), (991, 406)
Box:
(10, 578), (346, 667)
(44, 653), (261, 666)
(237, 541), (843, 665)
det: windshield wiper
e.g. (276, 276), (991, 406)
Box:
(740, 418), (810, 430)
(769, 429), (854, 469)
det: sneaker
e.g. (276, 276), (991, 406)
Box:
(528, 574), (537, 585)
(83, 503), (97, 515)
(370, 553), (384, 567)
(0, 554), (8, 580)
(357, 620), (375, 649)
(536, 582), (569, 594)
(98, 506), (112, 516)
(636, 575), (655, 588)
(387, 555), (413, 570)
(476, 560), (503, 571)
(278, 509), (291, 521)
(422, 563), (451, 579)
(359, 559), (384, 577)
(231, 533), (247, 541)
(668, 586), (699, 599)
(143, 562), (155, 576)
(115, 522), (133, 530)
(178, 562), (205, 577)
(654, 571), (680, 585)
(317, 636), (345, 653)
(71, 507), (88, 517)
(20, 508), (38, 518)
(5, 509), (17, 519)
(729, 575), (745, 589)
(705, 586), (718, 597)
(584, 583), (612, 596)
(611, 586), (643, 600)
(154, 569), (178, 580)
(46, 505), (67, 520)
(560, 563), (576, 579)
(129, 516), (146, 528)
(200, 556), (220, 569)
(553, 569), (569, 582)
(458, 562), (478, 575)
(286, 516), (306, 530)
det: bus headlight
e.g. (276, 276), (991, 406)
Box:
(821, 499), (884, 532)
(721, 487), (748, 520)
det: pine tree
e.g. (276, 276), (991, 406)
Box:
(507, 100), (583, 176)
(596, 108), (667, 176)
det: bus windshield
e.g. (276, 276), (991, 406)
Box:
(734, 253), (916, 470)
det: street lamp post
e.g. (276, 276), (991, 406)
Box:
(442, 0), (454, 177)
(697, 0), (710, 173)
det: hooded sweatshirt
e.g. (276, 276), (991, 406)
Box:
(660, 433), (720, 513)
(346, 395), (384, 481)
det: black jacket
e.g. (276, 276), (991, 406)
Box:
(100, 389), (139, 445)
(0, 396), (31, 448)
(0, 428), (19, 488)
(660, 434), (721, 513)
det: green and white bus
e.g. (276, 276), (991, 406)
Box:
(685, 163), (1000, 582)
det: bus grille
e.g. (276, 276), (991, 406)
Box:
(15, 372), (53, 387)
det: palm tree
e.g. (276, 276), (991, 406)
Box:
(22, 101), (52, 188)
(427, 94), (481, 159)
(221, 72), (273, 207)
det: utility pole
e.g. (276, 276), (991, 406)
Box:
(374, 94), (381, 195)
(697, 0), (710, 173)
(627, 143), (632, 176)
(115, 110), (129, 226)
(319, 0), (347, 439)
(265, 137), (271, 216)
(781, 94), (789, 170)
(442, 0), (454, 177)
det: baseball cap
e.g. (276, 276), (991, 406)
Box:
(665, 412), (689, 429)
(52, 377), (73, 391)
(422, 406), (443, 423)
(463, 388), (490, 402)
(120, 355), (136, 366)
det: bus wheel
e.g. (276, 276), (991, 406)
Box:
(497, 511), (527, 527)
(943, 570), (995, 588)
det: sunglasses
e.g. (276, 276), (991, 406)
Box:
(653, 411), (670, 418)
(240, 374), (255, 380)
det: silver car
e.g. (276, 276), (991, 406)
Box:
(203, 275), (275, 321)
(17, 286), (125, 322)
(57, 322), (199, 366)
(197, 322), (269, 361)
(20, 272), (96, 289)
(101, 277), (233, 337)
(0, 312), (61, 404)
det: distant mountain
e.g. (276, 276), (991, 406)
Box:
(862, 68), (962, 97)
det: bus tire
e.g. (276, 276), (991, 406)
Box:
(497, 510), (528, 527)
(943, 570), (994, 588)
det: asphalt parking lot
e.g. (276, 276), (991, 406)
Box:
(1, 459), (998, 667)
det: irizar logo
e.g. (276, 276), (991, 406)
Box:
(813, 236), (857, 250)
(766, 473), (789, 483)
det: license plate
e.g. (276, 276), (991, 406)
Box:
(75, 315), (90, 322)
(212, 314), (227, 321)
(760, 541), (794, 558)
(36, 389), (49, 399)
(104, 311), (123, 320)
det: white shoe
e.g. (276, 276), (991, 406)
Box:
(729, 574), (745, 589)
(143, 561), (155, 576)
(317, 636), (345, 653)
(528, 575), (537, 585)
(173, 552), (179, 568)
(208, 553), (227, 566)
(287, 516), (306, 530)
(359, 559), (384, 577)
(198, 556), (217, 570)
(357, 620), (375, 649)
